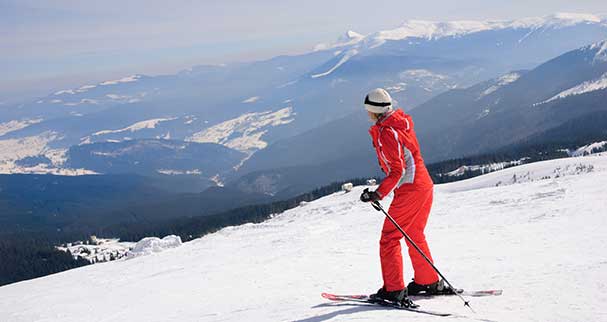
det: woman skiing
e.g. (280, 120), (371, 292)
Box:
(359, 88), (452, 306)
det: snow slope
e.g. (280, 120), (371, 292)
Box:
(1, 155), (607, 321)
(538, 72), (607, 105)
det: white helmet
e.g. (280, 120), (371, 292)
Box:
(364, 88), (393, 114)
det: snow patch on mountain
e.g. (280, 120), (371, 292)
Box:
(478, 72), (521, 99)
(0, 119), (43, 137)
(399, 69), (450, 85)
(100, 75), (141, 86)
(64, 98), (99, 106)
(311, 49), (358, 78)
(157, 169), (202, 175)
(242, 96), (260, 103)
(0, 132), (96, 175)
(314, 30), (364, 51)
(54, 85), (96, 96)
(0, 131), (59, 162)
(52, 75), (142, 99)
(567, 141), (607, 157)
(370, 20), (496, 47)
(537, 72), (607, 105)
(187, 107), (294, 154)
(441, 158), (529, 178)
(92, 117), (177, 136)
(210, 174), (225, 187)
(438, 155), (604, 193)
(587, 40), (607, 62)
(326, 13), (605, 50)
(397, 69), (455, 93)
(385, 83), (408, 93)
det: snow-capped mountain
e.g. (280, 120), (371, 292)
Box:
(1, 154), (606, 321)
(0, 13), (606, 186)
(233, 39), (607, 196)
(411, 39), (607, 160)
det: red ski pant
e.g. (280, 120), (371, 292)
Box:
(380, 188), (438, 291)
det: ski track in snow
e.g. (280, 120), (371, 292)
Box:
(1, 155), (607, 321)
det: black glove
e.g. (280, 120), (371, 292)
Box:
(360, 188), (380, 203)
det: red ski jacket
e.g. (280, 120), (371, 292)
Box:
(369, 109), (434, 198)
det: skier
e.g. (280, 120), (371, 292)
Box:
(359, 88), (453, 306)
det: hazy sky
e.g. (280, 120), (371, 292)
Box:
(2, 0), (606, 101)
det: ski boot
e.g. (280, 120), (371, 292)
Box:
(369, 287), (419, 308)
(406, 279), (459, 296)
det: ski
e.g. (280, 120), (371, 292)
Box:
(322, 289), (502, 301)
(321, 292), (452, 317)
(413, 289), (503, 298)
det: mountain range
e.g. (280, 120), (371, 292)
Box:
(1, 13), (606, 196)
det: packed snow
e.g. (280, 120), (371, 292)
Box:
(92, 117), (177, 136)
(536, 72), (607, 105)
(1, 154), (606, 321)
(187, 107), (294, 154)
(126, 235), (183, 258)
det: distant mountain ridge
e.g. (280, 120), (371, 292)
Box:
(0, 13), (606, 195)
(231, 39), (607, 196)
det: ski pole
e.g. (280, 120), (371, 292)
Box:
(371, 200), (474, 312)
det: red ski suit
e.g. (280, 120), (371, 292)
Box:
(369, 109), (438, 291)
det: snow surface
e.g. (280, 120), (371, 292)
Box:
(567, 141), (607, 157)
(127, 235), (182, 258)
(589, 40), (607, 62)
(537, 72), (607, 105)
(187, 107), (294, 154)
(99, 75), (141, 86)
(311, 49), (358, 78)
(92, 117), (177, 136)
(314, 30), (364, 51)
(58, 239), (136, 263)
(0, 133), (96, 175)
(369, 14), (605, 48)
(0, 119), (43, 137)
(1, 155), (607, 321)
(478, 73), (521, 99)
(242, 96), (261, 103)
(441, 158), (528, 177)
(157, 169), (202, 176)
